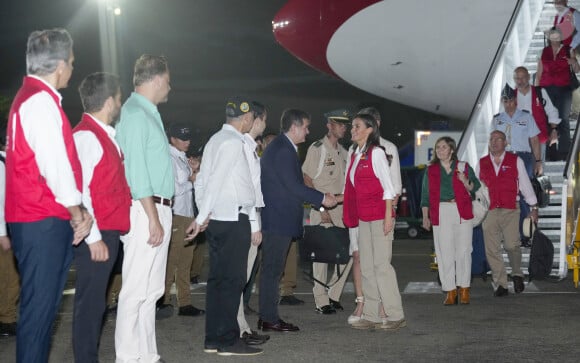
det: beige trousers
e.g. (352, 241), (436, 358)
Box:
(163, 214), (195, 307)
(358, 220), (404, 322)
(482, 208), (522, 288)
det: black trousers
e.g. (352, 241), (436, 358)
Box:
(259, 231), (293, 323)
(204, 214), (251, 348)
(72, 230), (120, 363)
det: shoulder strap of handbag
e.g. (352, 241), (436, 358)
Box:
(457, 161), (468, 175)
(313, 141), (327, 179)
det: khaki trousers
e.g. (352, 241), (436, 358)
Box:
(280, 241), (297, 296)
(163, 214), (195, 307)
(482, 208), (522, 288)
(358, 220), (404, 322)
(432, 202), (473, 291)
(0, 247), (19, 323)
(312, 259), (353, 308)
(190, 240), (205, 279)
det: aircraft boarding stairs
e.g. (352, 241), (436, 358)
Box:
(458, 0), (580, 285)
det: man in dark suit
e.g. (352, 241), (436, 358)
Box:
(258, 109), (337, 332)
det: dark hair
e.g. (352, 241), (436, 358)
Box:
(133, 54), (169, 87)
(26, 28), (73, 76)
(358, 106), (381, 124)
(352, 113), (381, 153)
(430, 136), (457, 164)
(252, 101), (267, 119)
(280, 108), (310, 133)
(78, 72), (120, 113)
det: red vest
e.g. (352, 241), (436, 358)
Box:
(539, 45), (572, 87)
(343, 146), (390, 228)
(554, 8), (576, 46)
(5, 76), (82, 222)
(515, 87), (549, 143)
(478, 153), (519, 210)
(73, 114), (132, 233)
(426, 162), (473, 226)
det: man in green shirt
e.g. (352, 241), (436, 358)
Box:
(114, 54), (177, 363)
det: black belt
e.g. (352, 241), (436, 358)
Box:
(153, 196), (173, 207)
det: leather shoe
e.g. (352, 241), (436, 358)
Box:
(242, 330), (270, 345)
(279, 295), (304, 305)
(443, 289), (458, 305)
(512, 276), (525, 294)
(178, 305), (205, 316)
(258, 319), (299, 332)
(0, 322), (17, 337)
(217, 340), (263, 356)
(494, 285), (509, 297)
(329, 299), (344, 311)
(315, 305), (336, 315)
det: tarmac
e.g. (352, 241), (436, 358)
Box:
(1, 233), (579, 363)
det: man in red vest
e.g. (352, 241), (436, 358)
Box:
(5, 28), (92, 362)
(72, 72), (132, 363)
(513, 66), (561, 161)
(478, 131), (538, 297)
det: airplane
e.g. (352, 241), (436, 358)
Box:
(271, 0), (519, 120)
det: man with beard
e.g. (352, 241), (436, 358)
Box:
(72, 72), (132, 363)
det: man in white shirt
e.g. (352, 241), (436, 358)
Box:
(72, 72), (132, 363)
(236, 101), (270, 346)
(187, 96), (262, 356)
(513, 67), (560, 161)
(157, 122), (205, 319)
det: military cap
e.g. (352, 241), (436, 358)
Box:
(226, 96), (254, 118)
(324, 108), (352, 123)
(501, 83), (516, 100)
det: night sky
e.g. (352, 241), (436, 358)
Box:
(0, 0), (452, 153)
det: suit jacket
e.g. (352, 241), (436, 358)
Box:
(261, 134), (323, 238)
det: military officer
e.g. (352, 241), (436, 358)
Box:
(302, 108), (353, 314)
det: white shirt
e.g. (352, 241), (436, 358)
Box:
(379, 137), (402, 195)
(242, 133), (264, 232)
(73, 114), (122, 244)
(476, 152), (538, 206)
(16, 75), (81, 208)
(195, 124), (257, 230)
(516, 87), (561, 125)
(0, 151), (6, 236)
(169, 145), (194, 218)
(347, 146), (396, 200)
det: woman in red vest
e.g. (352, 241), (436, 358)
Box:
(420, 137), (481, 305)
(343, 113), (406, 331)
(536, 27), (580, 160)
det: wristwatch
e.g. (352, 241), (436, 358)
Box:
(531, 205), (539, 210)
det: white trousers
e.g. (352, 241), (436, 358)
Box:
(432, 202), (473, 292)
(237, 243), (258, 335)
(115, 201), (172, 363)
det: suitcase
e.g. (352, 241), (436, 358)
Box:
(471, 225), (489, 279)
(531, 175), (551, 208)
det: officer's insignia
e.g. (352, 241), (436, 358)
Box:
(240, 102), (250, 113)
(521, 109), (530, 113)
(324, 156), (335, 166)
(313, 140), (323, 147)
(493, 113), (500, 118)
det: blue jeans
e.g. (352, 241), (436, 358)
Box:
(10, 218), (73, 363)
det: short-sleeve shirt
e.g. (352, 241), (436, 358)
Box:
(492, 109), (540, 153)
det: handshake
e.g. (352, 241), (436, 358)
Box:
(321, 193), (342, 209)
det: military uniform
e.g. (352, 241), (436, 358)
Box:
(302, 135), (353, 310)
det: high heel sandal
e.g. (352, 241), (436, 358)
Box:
(347, 296), (364, 324)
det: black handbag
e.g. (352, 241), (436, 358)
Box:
(299, 225), (350, 264)
(569, 66), (580, 90)
(530, 175), (552, 208)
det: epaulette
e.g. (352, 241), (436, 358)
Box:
(312, 140), (323, 147)
(493, 113), (500, 118)
(521, 109), (530, 113)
